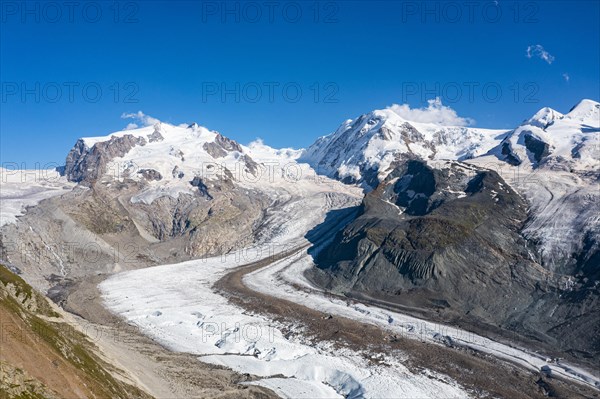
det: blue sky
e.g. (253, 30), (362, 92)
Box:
(1, 0), (599, 166)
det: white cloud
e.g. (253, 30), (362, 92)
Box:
(526, 45), (555, 64)
(387, 97), (475, 126)
(121, 111), (160, 127)
(563, 73), (570, 82)
(125, 123), (139, 130)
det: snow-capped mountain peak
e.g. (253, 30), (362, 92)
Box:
(524, 106), (564, 130)
(62, 120), (313, 204)
(302, 108), (507, 189)
(565, 99), (600, 126)
(493, 100), (599, 170)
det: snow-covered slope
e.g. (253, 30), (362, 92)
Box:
(462, 101), (600, 273)
(0, 168), (74, 226)
(64, 122), (314, 205)
(567, 98), (600, 126)
(493, 99), (600, 170)
(301, 108), (508, 188)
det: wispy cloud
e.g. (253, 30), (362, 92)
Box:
(526, 44), (555, 64)
(563, 73), (570, 82)
(121, 111), (160, 128)
(388, 97), (475, 126)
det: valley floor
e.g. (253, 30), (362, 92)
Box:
(97, 191), (600, 398)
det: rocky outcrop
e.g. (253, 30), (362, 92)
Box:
(308, 159), (600, 363)
(523, 133), (550, 163)
(172, 165), (184, 179)
(138, 168), (162, 181)
(499, 131), (551, 166)
(190, 176), (213, 199)
(203, 141), (228, 158)
(203, 132), (244, 159)
(312, 160), (532, 289)
(64, 134), (147, 183)
(215, 132), (243, 152)
(240, 154), (259, 176)
(147, 128), (164, 143)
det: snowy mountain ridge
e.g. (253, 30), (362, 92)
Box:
(495, 99), (600, 170)
(63, 121), (311, 205)
(301, 107), (508, 189)
(303, 99), (599, 189)
(61, 99), (598, 198)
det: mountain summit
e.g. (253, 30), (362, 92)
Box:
(495, 99), (600, 169)
(302, 108), (507, 189)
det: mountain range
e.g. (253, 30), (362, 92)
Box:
(1, 99), (598, 395)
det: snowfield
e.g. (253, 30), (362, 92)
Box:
(0, 168), (75, 226)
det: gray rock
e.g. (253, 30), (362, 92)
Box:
(64, 135), (147, 183)
(172, 166), (184, 179)
(147, 129), (164, 143)
(137, 169), (162, 181)
(202, 141), (228, 158)
(190, 176), (213, 199)
(308, 159), (600, 364)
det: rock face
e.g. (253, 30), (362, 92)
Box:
(147, 127), (164, 143)
(309, 159), (600, 364)
(138, 168), (162, 181)
(312, 159), (533, 295)
(64, 134), (147, 183)
(190, 176), (213, 199)
(202, 133), (244, 158)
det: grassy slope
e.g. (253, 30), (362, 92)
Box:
(0, 265), (152, 399)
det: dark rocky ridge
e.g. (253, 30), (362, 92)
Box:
(308, 160), (600, 366)
(500, 131), (552, 166)
(64, 134), (148, 183)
